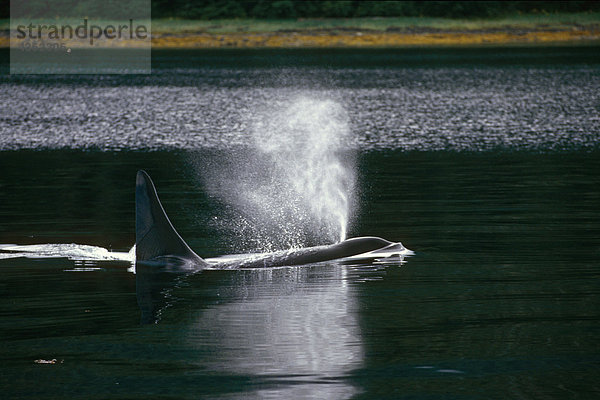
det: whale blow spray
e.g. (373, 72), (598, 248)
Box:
(253, 96), (354, 245)
(204, 95), (356, 252)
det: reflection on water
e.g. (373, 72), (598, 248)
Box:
(134, 254), (404, 398)
(136, 263), (186, 324)
(185, 267), (363, 399)
(0, 243), (379, 398)
(0, 253), (388, 399)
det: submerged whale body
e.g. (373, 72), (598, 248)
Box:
(135, 170), (408, 269)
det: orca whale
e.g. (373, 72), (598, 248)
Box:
(135, 170), (409, 269)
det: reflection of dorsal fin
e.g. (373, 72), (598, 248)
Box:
(135, 170), (206, 267)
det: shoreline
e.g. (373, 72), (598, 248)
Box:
(2, 14), (599, 49)
(150, 28), (600, 48)
(1, 29), (598, 49)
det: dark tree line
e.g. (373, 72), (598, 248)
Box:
(4, 1), (600, 19)
(152, 1), (600, 19)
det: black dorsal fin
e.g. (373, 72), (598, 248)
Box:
(135, 170), (206, 266)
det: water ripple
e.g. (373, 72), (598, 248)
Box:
(1, 62), (598, 152)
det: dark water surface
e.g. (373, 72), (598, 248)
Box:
(1, 48), (600, 399)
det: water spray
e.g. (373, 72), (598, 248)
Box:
(253, 96), (353, 243)
(204, 94), (356, 251)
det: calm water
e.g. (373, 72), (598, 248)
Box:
(1, 47), (600, 399)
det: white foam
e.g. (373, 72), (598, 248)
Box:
(0, 243), (135, 262)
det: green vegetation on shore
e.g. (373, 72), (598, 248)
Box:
(3, 7), (599, 49)
(149, 12), (600, 34)
(5, 1), (600, 21)
(152, 1), (600, 20)
(5, 12), (597, 34)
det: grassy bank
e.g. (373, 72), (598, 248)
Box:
(2, 12), (600, 48)
(150, 12), (600, 34)
(152, 12), (600, 48)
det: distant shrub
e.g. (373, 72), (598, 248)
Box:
(354, 1), (418, 17)
(251, 0), (297, 19)
(320, 1), (354, 18)
(183, 0), (246, 19)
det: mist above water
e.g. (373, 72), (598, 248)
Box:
(202, 95), (356, 252)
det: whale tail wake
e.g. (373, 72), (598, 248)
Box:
(135, 170), (207, 267)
